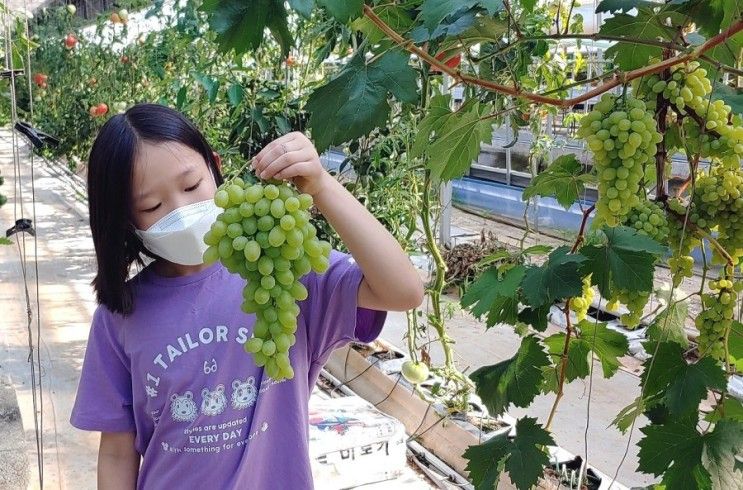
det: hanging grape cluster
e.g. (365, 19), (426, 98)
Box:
(578, 93), (662, 226)
(696, 273), (741, 361)
(622, 200), (670, 243)
(203, 178), (331, 380)
(642, 62), (743, 166)
(568, 275), (594, 322)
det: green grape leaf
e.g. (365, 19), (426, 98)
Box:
(543, 333), (591, 381)
(729, 321), (743, 372)
(419, 0), (503, 33)
(705, 398), (743, 423)
(522, 154), (593, 209)
(520, 0), (538, 12)
(640, 341), (688, 400)
(200, 0), (283, 54)
(306, 50), (418, 152)
(712, 82), (743, 117)
(521, 246), (587, 308)
(266, 5), (293, 56)
(464, 417), (554, 490)
(227, 84), (244, 108)
(646, 299), (689, 347)
(664, 357), (727, 416)
(425, 102), (493, 181)
(578, 320), (629, 378)
(470, 335), (550, 415)
(637, 419), (712, 489)
(704, 419), (743, 489)
(639, 341), (725, 416)
(600, 9), (676, 70)
(580, 226), (666, 298)
(411, 94), (453, 158)
(516, 303), (551, 332)
(612, 396), (646, 433)
(702, 0), (743, 68)
(317, 0), (363, 22)
(353, 5), (415, 44)
(596, 0), (656, 13)
(288, 0), (314, 18)
(461, 265), (525, 327)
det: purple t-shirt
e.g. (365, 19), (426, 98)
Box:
(70, 250), (386, 489)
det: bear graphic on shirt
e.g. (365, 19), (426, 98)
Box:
(201, 384), (227, 416)
(231, 377), (257, 410)
(170, 391), (198, 422)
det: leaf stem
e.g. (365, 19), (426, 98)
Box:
(570, 204), (595, 253)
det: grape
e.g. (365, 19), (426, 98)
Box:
(613, 288), (651, 329)
(568, 275), (594, 322)
(695, 275), (737, 361)
(621, 200), (669, 243)
(578, 93), (660, 226)
(204, 178), (332, 381)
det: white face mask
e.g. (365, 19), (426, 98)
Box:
(135, 199), (221, 266)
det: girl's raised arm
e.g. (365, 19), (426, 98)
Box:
(252, 132), (424, 312)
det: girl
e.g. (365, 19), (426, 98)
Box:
(70, 103), (424, 489)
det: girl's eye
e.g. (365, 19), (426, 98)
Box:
(143, 203), (161, 213)
(185, 179), (202, 192)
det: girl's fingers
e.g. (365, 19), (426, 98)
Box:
(258, 149), (306, 180)
(254, 133), (298, 168)
(254, 138), (299, 175)
(274, 161), (315, 181)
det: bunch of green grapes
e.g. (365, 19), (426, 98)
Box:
(578, 93), (662, 226)
(666, 198), (699, 286)
(691, 165), (743, 264)
(611, 289), (651, 329)
(569, 275), (594, 322)
(203, 178), (331, 380)
(622, 200), (669, 243)
(695, 276), (739, 360)
(641, 62), (743, 163)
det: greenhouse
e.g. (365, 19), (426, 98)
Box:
(0, 1), (742, 489)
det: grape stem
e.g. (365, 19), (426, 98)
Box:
(362, 5), (743, 108)
(570, 204), (595, 253)
(655, 51), (672, 201)
(546, 303), (573, 431)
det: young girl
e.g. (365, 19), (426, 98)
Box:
(70, 103), (424, 489)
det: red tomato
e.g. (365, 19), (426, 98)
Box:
(64, 34), (77, 49)
(285, 55), (296, 67)
(89, 106), (98, 117)
(96, 103), (108, 116)
(120, 55), (130, 64)
(110, 12), (121, 24)
(33, 73), (48, 87)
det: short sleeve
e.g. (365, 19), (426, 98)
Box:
(70, 306), (136, 432)
(303, 250), (387, 366)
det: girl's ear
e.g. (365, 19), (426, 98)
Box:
(213, 151), (222, 171)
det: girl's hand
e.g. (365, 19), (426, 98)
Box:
(252, 132), (330, 196)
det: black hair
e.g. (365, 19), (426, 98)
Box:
(87, 103), (224, 316)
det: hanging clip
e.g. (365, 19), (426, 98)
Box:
(6, 218), (35, 238)
(14, 121), (60, 150)
(0, 69), (24, 79)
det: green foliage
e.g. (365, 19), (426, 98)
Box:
(579, 226), (666, 297)
(464, 417), (554, 490)
(461, 265), (524, 326)
(522, 154), (594, 209)
(522, 246), (587, 308)
(600, 8), (677, 70)
(305, 50), (418, 152)
(470, 335), (550, 415)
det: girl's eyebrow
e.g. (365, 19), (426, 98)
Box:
(136, 165), (197, 202)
